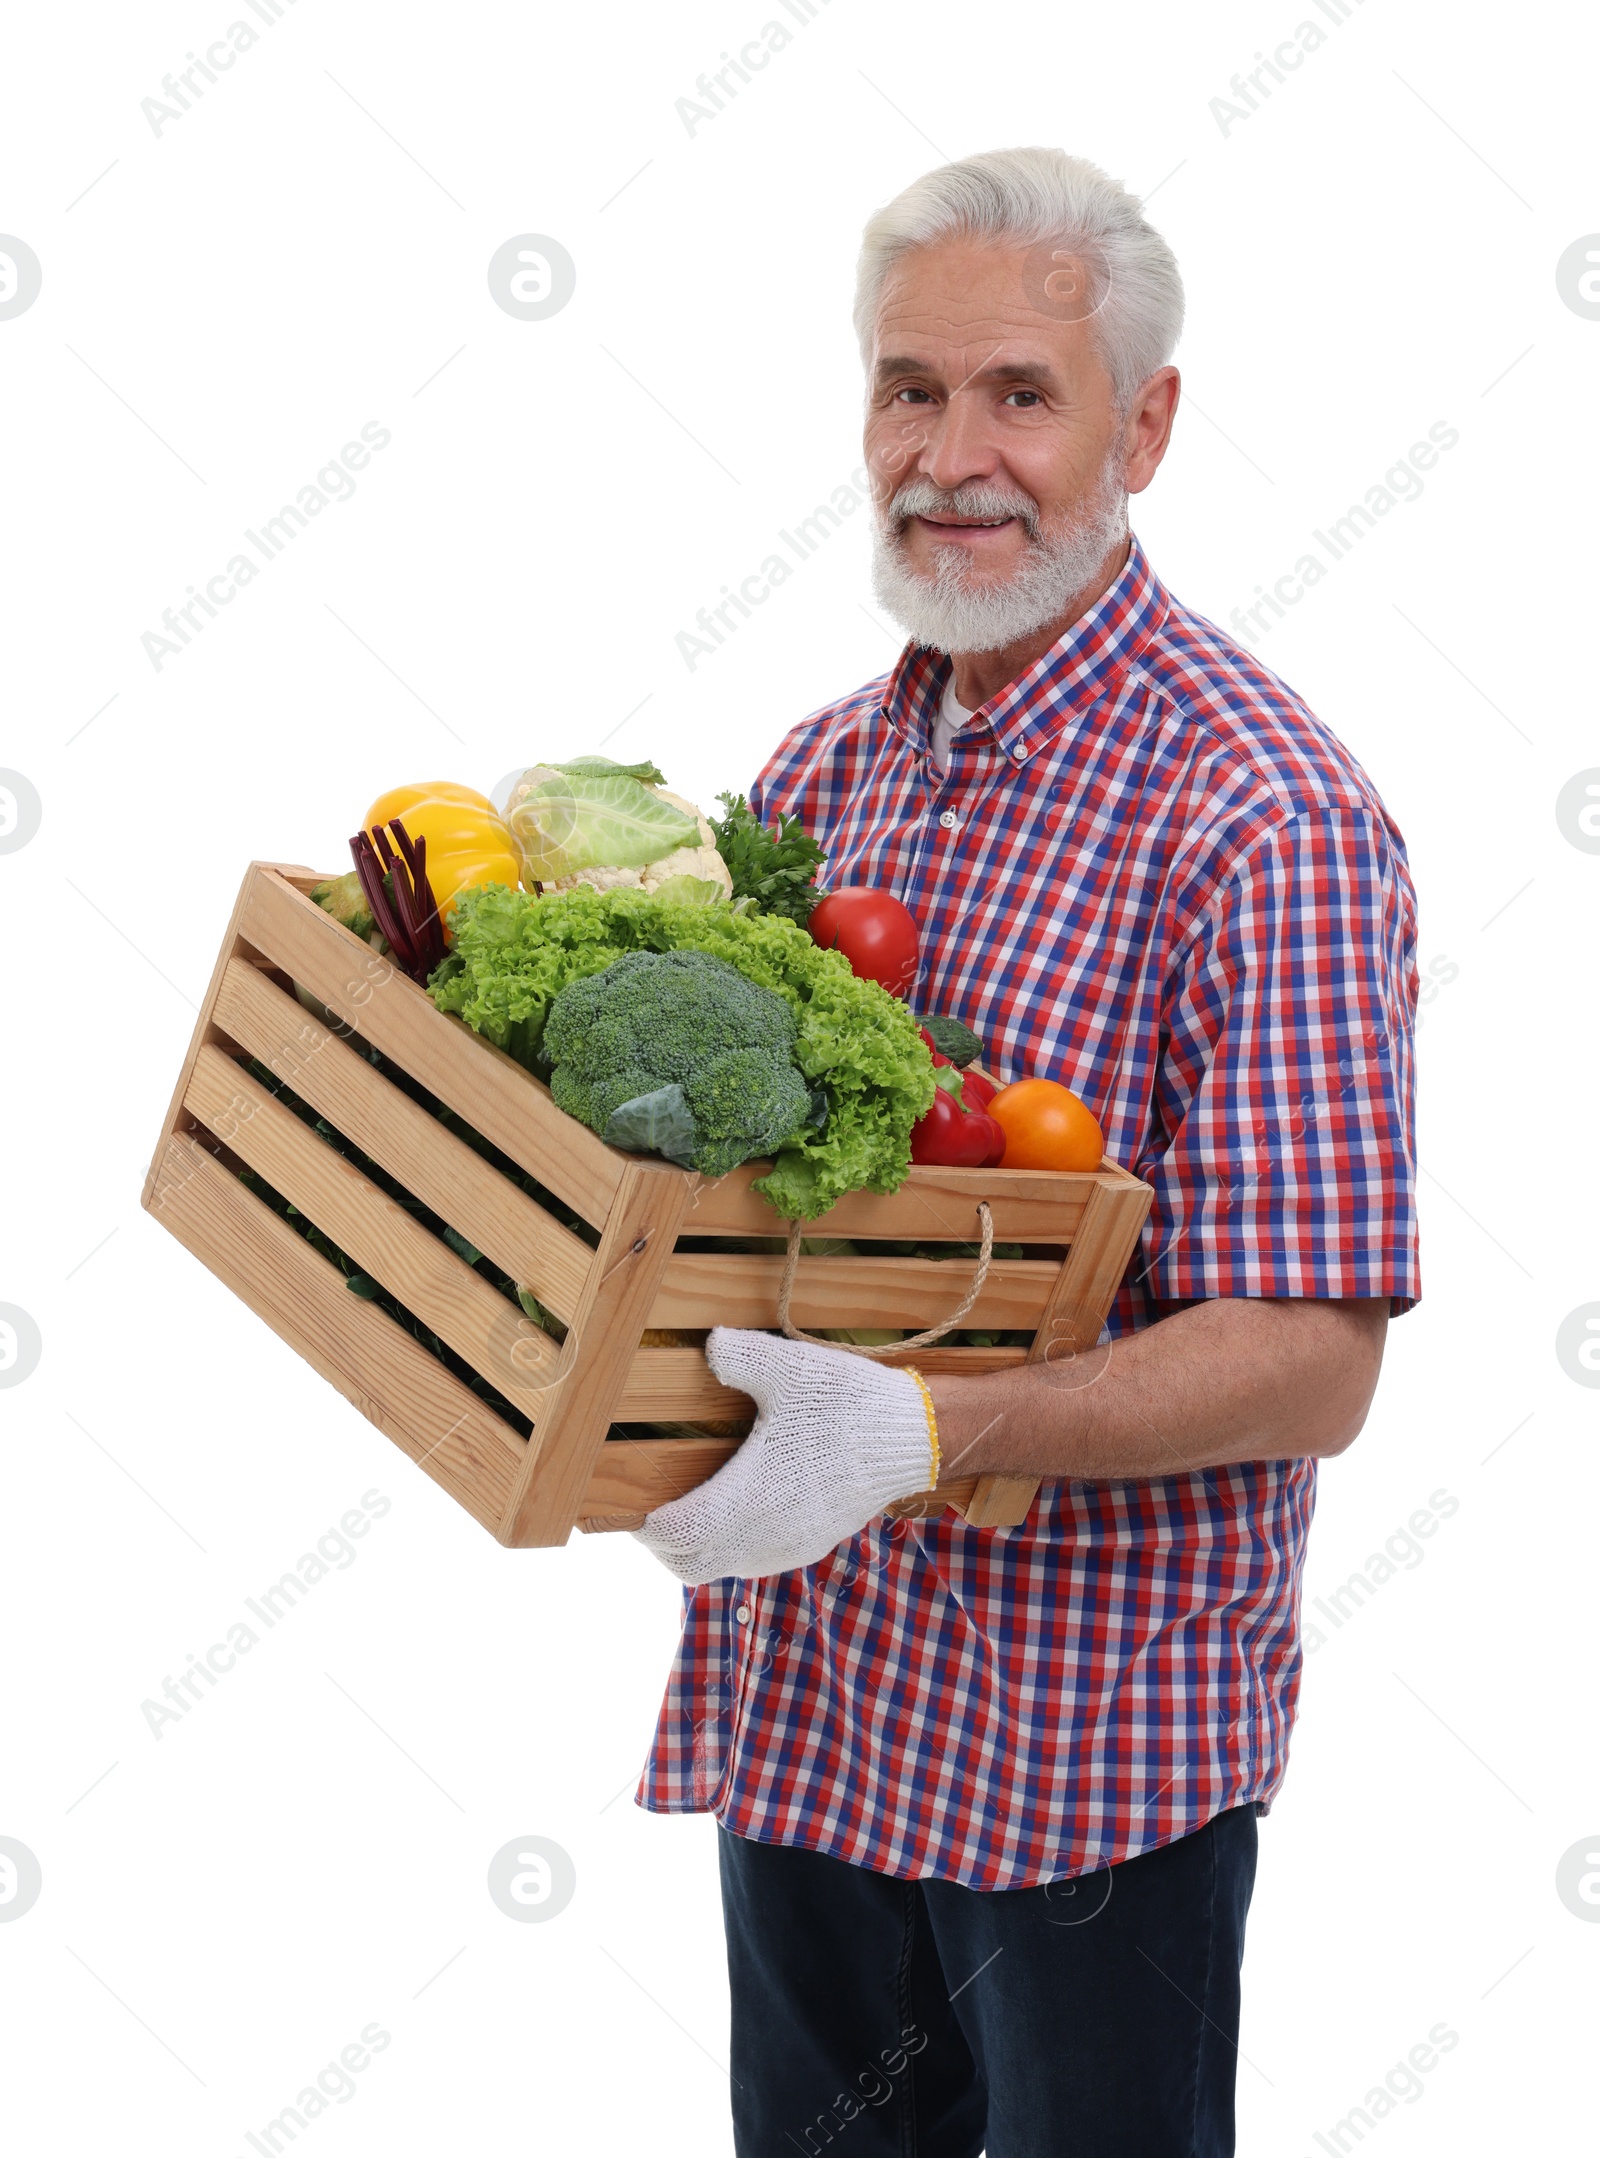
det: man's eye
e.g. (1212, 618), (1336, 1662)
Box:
(894, 387), (934, 404)
(1005, 389), (1042, 407)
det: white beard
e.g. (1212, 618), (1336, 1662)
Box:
(870, 458), (1129, 656)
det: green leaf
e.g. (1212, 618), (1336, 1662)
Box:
(442, 1226), (483, 1267)
(710, 793), (825, 924)
(649, 873), (724, 907)
(603, 1083), (701, 1167)
(508, 770), (700, 881)
(546, 755), (667, 785)
(345, 1273), (382, 1299)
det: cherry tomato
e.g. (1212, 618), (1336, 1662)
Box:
(987, 1078), (1104, 1172)
(808, 889), (919, 1000)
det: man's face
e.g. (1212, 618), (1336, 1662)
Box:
(864, 238), (1133, 652)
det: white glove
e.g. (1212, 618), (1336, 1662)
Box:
(633, 1328), (939, 1585)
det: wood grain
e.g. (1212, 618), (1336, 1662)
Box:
(237, 866), (628, 1230)
(576, 1439), (984, 1534)
(145, 1133), (523, 1532)
(213, 957), (593, 1320)
(649, 1251), (1057, 1332)
(140, 860), (309, 1214)
(499, 1164), (694, 1548)
(614, 1342), (1032, 1421)
(684, 1161), (1104, 1242)
(183, 1044), (566, 1421)
(578, 1437), (739, 1520)
(960, 1172), (1154, 1529)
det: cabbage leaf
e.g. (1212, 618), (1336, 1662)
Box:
(508, 769), (700, 883)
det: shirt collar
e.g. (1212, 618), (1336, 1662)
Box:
(882, 535), (1169, 769)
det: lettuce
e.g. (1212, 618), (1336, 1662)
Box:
(430, 885), (935, 1218)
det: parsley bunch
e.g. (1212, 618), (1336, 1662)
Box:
(710, 792), (825, 926)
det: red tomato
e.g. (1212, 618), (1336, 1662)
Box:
(808, 889), (919, 1000)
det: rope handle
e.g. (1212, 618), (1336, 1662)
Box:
(776, 1202), (996, 1358)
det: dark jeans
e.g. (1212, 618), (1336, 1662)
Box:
(718, 1804), (1260, 2158)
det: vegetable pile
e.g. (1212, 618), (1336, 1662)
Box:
(309, 747), (1106, 1216)
(430, 884), (935, 1219)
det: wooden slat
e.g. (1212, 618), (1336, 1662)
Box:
(140, 863), (319, 1214)
(961, 1172), (1154, 1529)
(237, 865), (629, 1231)
(685, 1161), (1114, 1242)
(885, 1476), (982, 1523)
(615, 1342), (1030, 1421)
(648, 1252), (1057, 1332)
(577, 1440), (984, 1533)
(616, 1350), (749, 1424)
(183, 1045), (567, 1422)
(577, 1438), (739, 1524)
(500, 1163), (695, 1547)
(213, 957), (592, 1320)
(1026, 1175), (1154, 1361)
(144, 1134), (523, 1532)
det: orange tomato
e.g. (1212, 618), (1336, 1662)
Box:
(987, 1078), (1104, 1172)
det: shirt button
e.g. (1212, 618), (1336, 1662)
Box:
(735, 1604), (751, 1624)
(1011, 745), (1027, 762)
(938, 809), (958, 830)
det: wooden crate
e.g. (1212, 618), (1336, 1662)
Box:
(143, 864), (1153, 1547)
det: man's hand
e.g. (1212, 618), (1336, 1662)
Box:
(633, 1329), (938, 1585)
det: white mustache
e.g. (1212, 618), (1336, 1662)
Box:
(886, 481), (1043, 542)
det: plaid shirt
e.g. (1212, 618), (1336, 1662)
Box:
(638, 537), (1420, 1888)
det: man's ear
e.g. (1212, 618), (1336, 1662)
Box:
(1124, 367), (1181, 495)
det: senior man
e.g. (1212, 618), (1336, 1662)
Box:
(634, 148), (1419, 2158)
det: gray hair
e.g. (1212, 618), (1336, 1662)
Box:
(853, 147), (1184, 411)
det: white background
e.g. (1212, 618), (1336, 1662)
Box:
(1, 1), (1596, 2152)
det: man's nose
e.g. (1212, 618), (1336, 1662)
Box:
(919, 392), (999, 493)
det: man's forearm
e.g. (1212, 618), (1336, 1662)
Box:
(925, 1296), (1390, 1487)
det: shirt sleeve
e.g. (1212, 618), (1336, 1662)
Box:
(1139, 806), (1420, 1313)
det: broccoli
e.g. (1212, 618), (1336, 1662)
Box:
(545, 949), (814, 1178)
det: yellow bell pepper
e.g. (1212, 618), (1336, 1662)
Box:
(361, 782), (521, 932)
(365, 779), (494, 829)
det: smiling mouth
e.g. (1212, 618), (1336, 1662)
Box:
(916, 514), (1015, 531)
